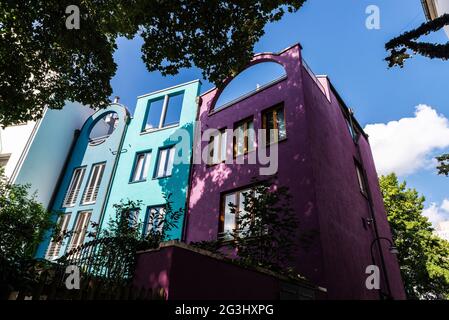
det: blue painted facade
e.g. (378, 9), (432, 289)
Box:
(36, 103), (129, 259)
(101, 80), (201, 240)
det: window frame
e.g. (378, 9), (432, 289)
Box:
(46, 213), (72, 260)
(154, 146), (176, 179)
(130, 151), (152, 183)
(63, 166), (86, 208)
(143, 205), (166, 236)
(142, 91), (185, 133)
(233, 117), (255, 158)
(355, 160), (368, 197)
(261, 103), (287, 145)
(67, 211), (91, 253)
(82, 162), (106, 205)
(208, 128), (228, 165)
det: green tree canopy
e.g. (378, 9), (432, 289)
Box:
(386, 13), (449, 68)
(380, 173), (449, 299)
(437, 154), (449, 177)
(0, 0), (306, 126)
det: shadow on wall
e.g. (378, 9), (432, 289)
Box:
(156, 122), (194, 240)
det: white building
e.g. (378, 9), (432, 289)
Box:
(422, 0), (449, 37)
(0, 102), (94, 209)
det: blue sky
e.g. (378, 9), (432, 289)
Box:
(110, 0), (449, 233)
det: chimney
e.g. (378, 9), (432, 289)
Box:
(113, 96), (120, 104)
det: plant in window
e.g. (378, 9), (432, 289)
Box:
(144, 193), (183, 249)
(228, 178), (299, 271)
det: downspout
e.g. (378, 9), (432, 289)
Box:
(97, 111), (130, 232)
(349, 109), (392, 299)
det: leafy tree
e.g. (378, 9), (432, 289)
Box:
(100, 199), (143, 240)
(0, 0), (307, 126)
(379, 173), (449, 299)
(228, 179), (299, 271)
(386, 13), (449, 68)
(437, 154), (449, 177)
(0, 168), (55, 292)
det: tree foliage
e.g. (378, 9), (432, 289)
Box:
(379, 173), (449, 299)
(437, 154), (449, 177)
(386, 13), (449, 68)
(0, 168), (55, 286)
(0, 0), (307, 126)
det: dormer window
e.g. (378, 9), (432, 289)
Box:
(143, 92), (184, 132)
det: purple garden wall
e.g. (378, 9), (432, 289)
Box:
(185, 44), (405, 299)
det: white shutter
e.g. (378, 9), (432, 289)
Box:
(83, 163), (105, 204)
(63, 168), (86, 207)
(68, 211), (91, 252)
(46, 213), (71, 259)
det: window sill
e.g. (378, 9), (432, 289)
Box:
(140, 124), (179, 135)
(264, 136), (288, 147)
(129, 179), (147, 184)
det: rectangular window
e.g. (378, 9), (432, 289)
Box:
(67, 211), (91, 252)
(63, 167), (86, 207)
(144, 92), (184, 131)
(355, 163), (367, 195)
(233, 119), (255, 157)
(155, 147), (175, 178)
(219, 188), (254, 240)
(131, 152), (152, 182)
(144, 206), (166, 236)
(208, 129), (227, 165)
(46, 213), (71, 260)
(82, 163), (106, 204)
(262, 104), (286, 144)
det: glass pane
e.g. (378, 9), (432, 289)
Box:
(156, 149), (168, 178)
(224, 193), (237, 237)
(220, 131), (227, 162)
(247, 121), (255, 152)
(132, 154), (144, 181)
(163, 93), (184, 127)
(166, 147), (175, 176)
(145, 98), (165, 130)
(277, 108), (286, 140)
(142, 153), (151, 180)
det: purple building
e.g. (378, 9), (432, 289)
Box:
(184, 44), (405, 299)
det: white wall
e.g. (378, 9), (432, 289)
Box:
(0, 122), (36, 179)
(435, 0), (449, 37)
(12, 102), (94, 209)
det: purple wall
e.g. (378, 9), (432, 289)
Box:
(185, 44), (405, 299)
(133, 243), (321, 300)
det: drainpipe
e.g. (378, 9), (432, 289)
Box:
(349, 109), (392, 299)
(97, 111), (130, 232)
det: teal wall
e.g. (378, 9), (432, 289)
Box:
(101, 80), (201, 240)
(36, 104), (129, 258)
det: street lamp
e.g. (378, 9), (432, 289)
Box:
(370, 237), (398, 299)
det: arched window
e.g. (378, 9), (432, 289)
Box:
(89, 112), (119, 145)
(214, 62), (287, 111)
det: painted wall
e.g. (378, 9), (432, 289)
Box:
(0, 122), (36, 179)
(185, 44), (405, 299)
(101, 80), (201, 240)
(12, 102), (94, 209)
(35, 103), (129, 258)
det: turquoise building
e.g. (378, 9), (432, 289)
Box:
(36, 103), (130, 259)
(101, 80), (201, 240)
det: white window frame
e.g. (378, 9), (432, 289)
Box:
(208, 129), (227, 165)
(45, 213), (71, 260)
(131, 152), (152, 182)
(154, 147), (176, 178)
(82, 163), (106, 205)
(63, 167), (86, 207)
(67, 211), (91, 252)
(144, 92), (184, 132)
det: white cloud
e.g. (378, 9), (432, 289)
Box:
(364, 105), (449, 176)
(423, 199), (449, 241)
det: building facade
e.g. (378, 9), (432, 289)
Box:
(101, 80), (201, 241)
(36, 103), (129, 260)
(422, 0), (449, 37)
(185, 44), (405, 299)
(1, 102), (94, 209)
